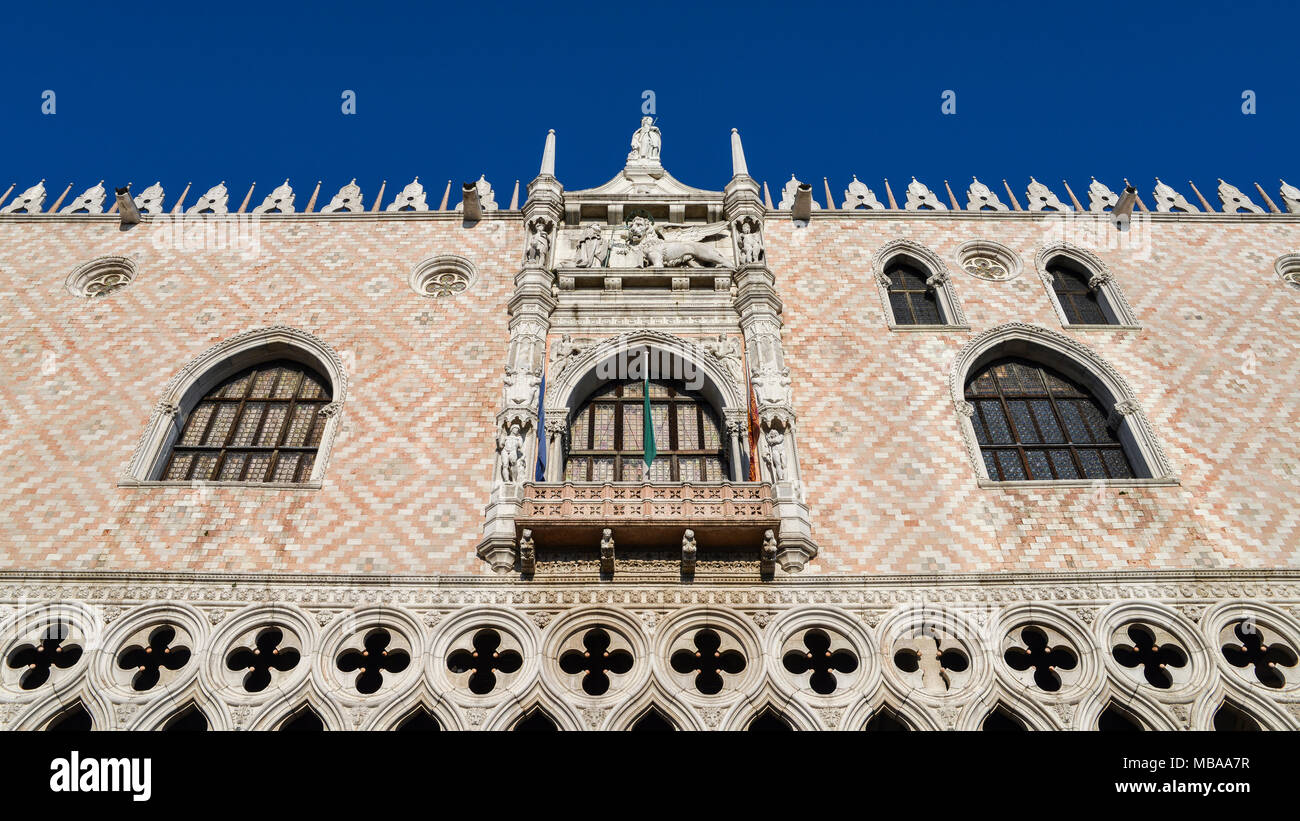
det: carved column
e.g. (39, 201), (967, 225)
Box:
(723, 129), (817, 573)
(477, 131), (563, 574)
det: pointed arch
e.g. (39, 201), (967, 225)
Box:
(364, 681), (463, 732)
(249, 679), (350, 731)
(131, 678), (230, 731)
(159, 702), (210, 731)
(17, 682), (114, 731)
(871, 238), (968, 330)
(949, 323), (1175, 483)
(1190, 681), (1293, 731)
(606, 679), (705, 731)
(1035, 242), (1140, 328)
(120, 325), (349, 485)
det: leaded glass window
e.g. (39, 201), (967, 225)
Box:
(965, 358), (1135, 481)
(163, 360), (330, 484)
(885, 262), (944, 325)
(1049, 264), (1110, 325)
(563, 379), (728, 482)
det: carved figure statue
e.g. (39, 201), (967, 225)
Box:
(549, 334), (590, 378)
(737, 222), (764, 264)
(761, 428), (787, 481)
(525, 220), (551, 266)
(624, 215), (729, 268)
(571, 224), (608, 268)
(497, 423), (526, 485)
(701, 334), (744, 385)
(627, 117), (661, 162)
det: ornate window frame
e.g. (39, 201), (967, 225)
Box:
(120, 326), (348, 488)
(1035, 242), (1140, 330)
(1274, 253), (1300, 290)
(871, 239), (969, 332)
(408, 254), (477, 299)
(949, 323), (1176, 487)
(65, 256), (137, 298)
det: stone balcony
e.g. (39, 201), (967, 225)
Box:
(514, 481), (779, 575)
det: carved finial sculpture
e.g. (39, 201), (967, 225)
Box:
(60, 181), (106, 214)
(1217, 179), (1265, 214)
(681, 530), (697, 575)
(253, 180), (295, 214)
(600, 529), (615, 575)
(1025, 177), (1070, 211)
(0, 180), (47, 214)
(1281, 180), (1300, 214)
(1087, 177), (1118, 212)
(519, 529), (535, 575)
(187, 182), (229, 214)
(133, 182), (165, 214)
(966, 177), (1007, 211)
(760, 529), (778, 576)
(904, 177), (946, 210)
(386, 177), (429, 211)
(1151, 178), (1197, 213)
(321, 179), (364, 213)
(841, 175), (884, 210)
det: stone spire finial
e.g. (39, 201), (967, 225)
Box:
(730, 128), (748, 177)
(539, 129), (556, 177)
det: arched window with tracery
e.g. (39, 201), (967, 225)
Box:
(1048, 262), (1108, 325)
(162, 360), (331, 483)
(563, 379), (727, 483)
(965, 357), (1135, 481)
(884, 261), (945, 325)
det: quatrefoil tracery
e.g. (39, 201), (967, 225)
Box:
(893, 633), (970, 694)
(670, 628), (746, 695)
(781, 628), (859, 695)
(336, 628), (410, 695)
(225, 626), (301, 693)
(6, 622), (83, 690)
(1220, 621), (1298, 689)
(117, 625), (192, 692)
(447, 628), (523, 695)
(1110, 623), (1187, 689)
(559, 627), (633, 696)
(1003, 625), (1078, 692)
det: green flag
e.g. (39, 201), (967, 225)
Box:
(642, 356), (657, 470)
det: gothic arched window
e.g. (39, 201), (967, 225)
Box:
(162, 360), (331, 484)
(884, 261), (945, 325)
(564, 379), (727, 483)
(1048, 263), (1109, 325)
(965, 357), (1136, 481)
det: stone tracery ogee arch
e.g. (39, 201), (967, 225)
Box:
(1034, 240), (1140, 327)
(121, 325), (349, 484)
(870, 237), (968, 328)
(948, 322), (1175, 481)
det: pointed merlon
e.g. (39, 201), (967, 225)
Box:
(237, 182), (256, 214)
(1062, 180), (1084, 212)
(882, 178), (898, 210)
(371, 180), (387, 212)
(303, 180), (322, 213)
(943, 180), (959, 210)
(762, 181), (774, 210)
(171, 182), (192, 214)
(1002, 180), (1023, 211)
(508, 180), (520, 210)
(730, 128), (748, 177)
(48, 182), (74, 213)
(823, 177), (836, 212)
(1253, 182), (1281, 214)
(1186, 180), (1212, 211)
(439, 180), (451, 211)
(539, 129), (556, 177)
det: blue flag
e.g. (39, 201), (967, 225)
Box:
(534, 373), (546, 481)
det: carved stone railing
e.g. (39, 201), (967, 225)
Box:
(515, 482), (779, 575)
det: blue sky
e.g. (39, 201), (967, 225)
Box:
(3, 1), (1296, 207)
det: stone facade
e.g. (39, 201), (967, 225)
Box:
(0, 123), (1297, 730)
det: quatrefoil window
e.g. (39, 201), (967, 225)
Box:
(336, 628), (410, 695)
(893, 633), (969, 693)
(6, 621), (82, 690)
(225, 626), (301, 693)
(670, 628), (746, 695)
(409, 255), (475, 299)
(1111, 623), (1187, 689)
(1220, 621), (1298, 689)
(117, 625), (191, 691)
(1003, 625), (1078, 692)
(559, 628), (633, 696)
(447, 628), (523, 695)
(65, 256), (137, 298)
(781, 629), (859, 695)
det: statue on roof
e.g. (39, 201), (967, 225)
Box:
(627, 117), (662, 163)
